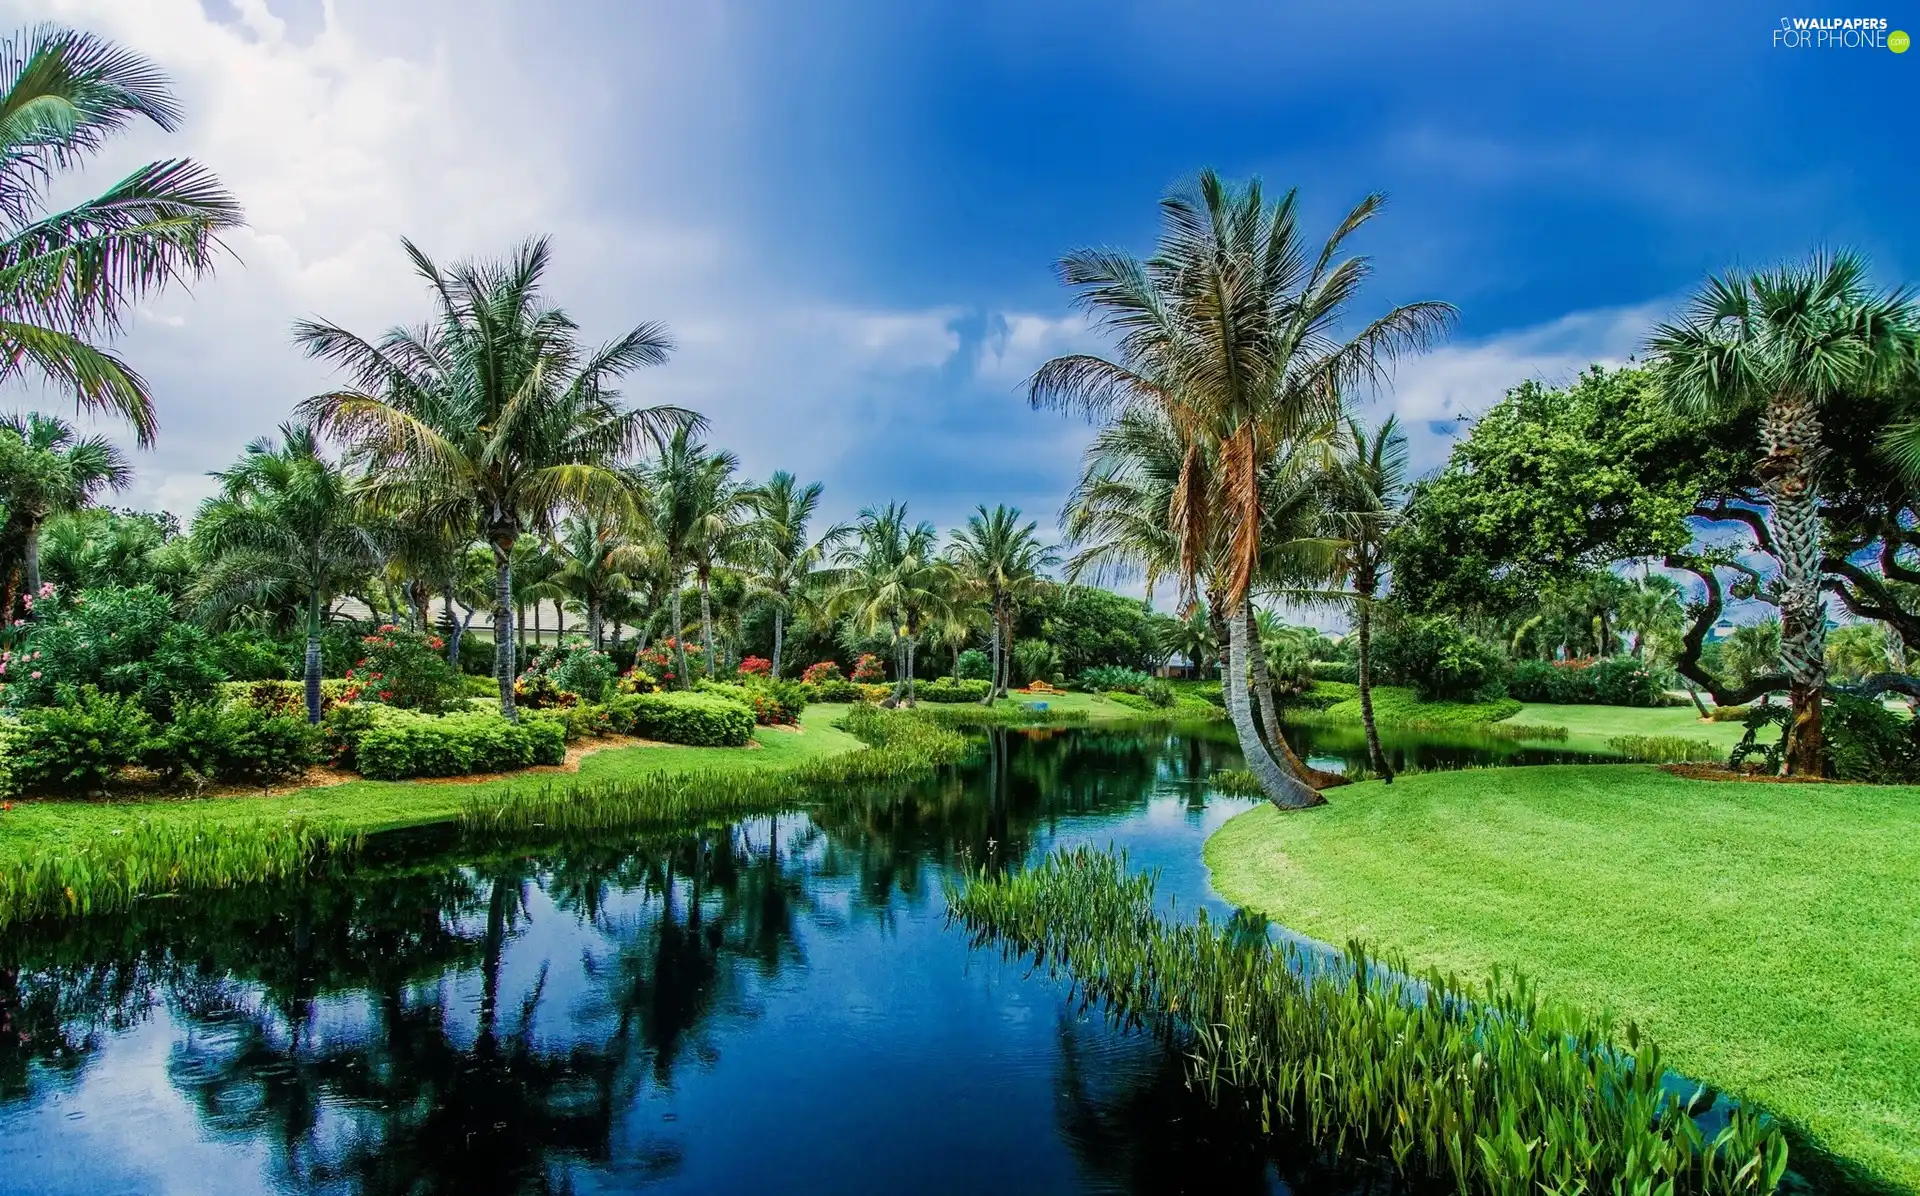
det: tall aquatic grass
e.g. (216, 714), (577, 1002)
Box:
(948, 847), (1790, 1196)
(460, 705), (971, 835)
(0, 818), (359, 931)
(910, 703), (1093, 728)
(1606, 734), (1723, 763)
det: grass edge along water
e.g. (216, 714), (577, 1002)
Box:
(0, 706), (969, 930)
(946, 846), (1790, 1196)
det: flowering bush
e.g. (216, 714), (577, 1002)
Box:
(513, 671), (577, 709)
(850, 653), (885, 683)
(0, 584), (223, 718)
(737, 655), (772, 677)
(698, 677), (808, 725)
(801, 660), (843, 685)
(636, 636), (708, 686)
(341, 627), (465, 713)
(522, 638), (617, 702)
(617, 666), (660, 695)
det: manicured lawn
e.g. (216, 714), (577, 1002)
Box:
(0, 703), (867, 858)
(981, 690), (1149, 720)
(1205, 765), (1920, 1192)
(1509, 702), (1750, 751)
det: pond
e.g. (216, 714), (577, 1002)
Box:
(0, 723), (1619, 1195)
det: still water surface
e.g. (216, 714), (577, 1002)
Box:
(0, 723), (1613, 1195)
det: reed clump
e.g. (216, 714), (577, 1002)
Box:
(0, 817), (358, 930)
(948, 847), (1790, 1196)
(1606, 734), (1723, 763)
(909, 703), (1093, 728)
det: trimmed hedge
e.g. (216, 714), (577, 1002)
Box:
(219, 678), (351, 715)
(1507, 658), (1662, 707)
(916, 677), (992, 703)
(609, 691), (755, 747)
(697, 678), (808, 724)
(353, 707), (567, 780)
(142, 702), (322, 784)
(1309, 660), (1357, 684)
(802, 677), (862, 702)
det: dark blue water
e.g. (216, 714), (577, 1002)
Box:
(0, 723), (1611, 1195)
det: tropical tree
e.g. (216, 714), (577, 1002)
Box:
(1032, 171), (1451, 808)
(0, 25), (242, 444)
(0, 410), (128, 611)
(947, 504), (1058, 701)
(741, 470), (848, 679)
(831, 502), (955, 706)
(638, 427), (740, 687)
(1618, 572), (1686, 664)
(1650, 252), (1920, 773)
(294, 236), (697, 719)
(190, 424), (379, 721)
(1327, 415), (1408, 781)
(547, 511), (644, 650)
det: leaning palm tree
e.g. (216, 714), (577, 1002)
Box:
(546, 510), (645, 650)
(0, 410), (129, 610)
(1650, 250), (1920, 774)
(831, 502), (954, 706)
(740, 470), (848, 679)
(946, 504), (1058, 701)
(295, 236), (699, 719)
(190, 424), (380, 722)
(638, 427), (741, 687)
(1326, 414), (1409, 782)
(0, 25), (242, 444)
(1032, 171), (1452, 809)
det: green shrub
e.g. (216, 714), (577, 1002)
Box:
(522, 638), (617, 702)
(526, 702), (614, 742)
(341, 627), (466, 713)
(219, 678), (350, 716)
(1103, 690), (1155, 711)
(1509, 657), (1661, 707)
(955, 649), (992, 681)
(1279, 680), (1359, 710)
(207, 630), (291, 681)
(1371, 617), (1506, 702)
(0, 718), (21, 796)
(804, 677), (862, 703)
(1823, 693), (1920, 783)
(353, 707), (566, 780)
(453, 630), (496, 676)
(916, 677), (992, 703)
(614, 690), (755, 746)
(1708, 704), (1748, 722)
(320, 702), (379, 768)
(11, 687), (154, 792)
(1078, 665), (1151, 693)
(1308, 659), (1357, 684)
(1012, 639), (1059, 686)
(1, 585), (224, 718)
(698, 678), (807, 724)
(142, 702), (322, 783)
(1139, 677), (1174, 707)
(463, 673), (499, 698)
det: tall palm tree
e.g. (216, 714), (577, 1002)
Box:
(1328, 414), (1409, 782)
(0, 25), (242, 444)
(740, 470), (848, 679)
(294, 236), (698, 719)
(1031, 171), (1451, 809)
(546, 511), (644, 650)
(190, 424), (379, 722)
(0, 410), (128, 610)
(1649, 251), (1920, 774)
(639, 427), (740, 687)
(831, 502), (954, 707)
(947, 504), (1058, 701)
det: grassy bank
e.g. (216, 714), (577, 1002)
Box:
(1204, 765), (1920, 1193)
(1508, 701), (1748, 752)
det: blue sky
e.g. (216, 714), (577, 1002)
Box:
(7, 0), (1915, 590)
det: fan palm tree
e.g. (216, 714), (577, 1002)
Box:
(190, 424), (379, 722)
(639, 427), (741, 687)
(0, 410), (128, 612)
(0, 25), (242, 444)
(831, 502), (954, 706)
(1327, 414), (1409, 782)
(740, 470), (848, 679)
(294, 236), (698, 719)
(947, 504), (1058, 701)
(1649, 250), (1920, 773)
(547, 511), (645, 650)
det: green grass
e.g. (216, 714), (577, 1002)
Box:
(1204, 764), (1920, 1193)
(1313, 684), (1523, 729)
(1508, 702), (1751, 753)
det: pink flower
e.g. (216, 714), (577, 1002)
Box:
(30, 671), (41, 679)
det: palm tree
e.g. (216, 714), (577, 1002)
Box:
(740, 471), (848, 680)
(1031, 172), (1451, 809)
(294, 236), (698, 719)
(190, 424), (379, 722)
(1649, 251), (1920, 774)
(0, 25), (242, 444)
(639, 427), (740, 687)
(0, 411), (128, 611)
(831, 502), (954, 707)
(547, 511), (644, 650)
(1328, 415), (1409, 782)
(947, 505), (1058, 701)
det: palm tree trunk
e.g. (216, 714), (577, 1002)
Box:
(445, 578), (462, 668)
(904, 635), (917, 707)
(1685, 681), (1711, 718)
(22, 520), (40, 601)
(1763, 393), (1828, 775)
(588, 596), (603, 651)
(1224, 597), (1321, 810)
(771, 607), (786, 680)
(1357, 601), (1393, 783)
(1244, 606), (1285, 750)
(303, 592), (324, 725)
(517, 601), (526, 647)
(491, 537), (517, 721)
(981, 614), (1000, 705)
(671, 585), (691, 689)
(698, 573), (717, 679)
